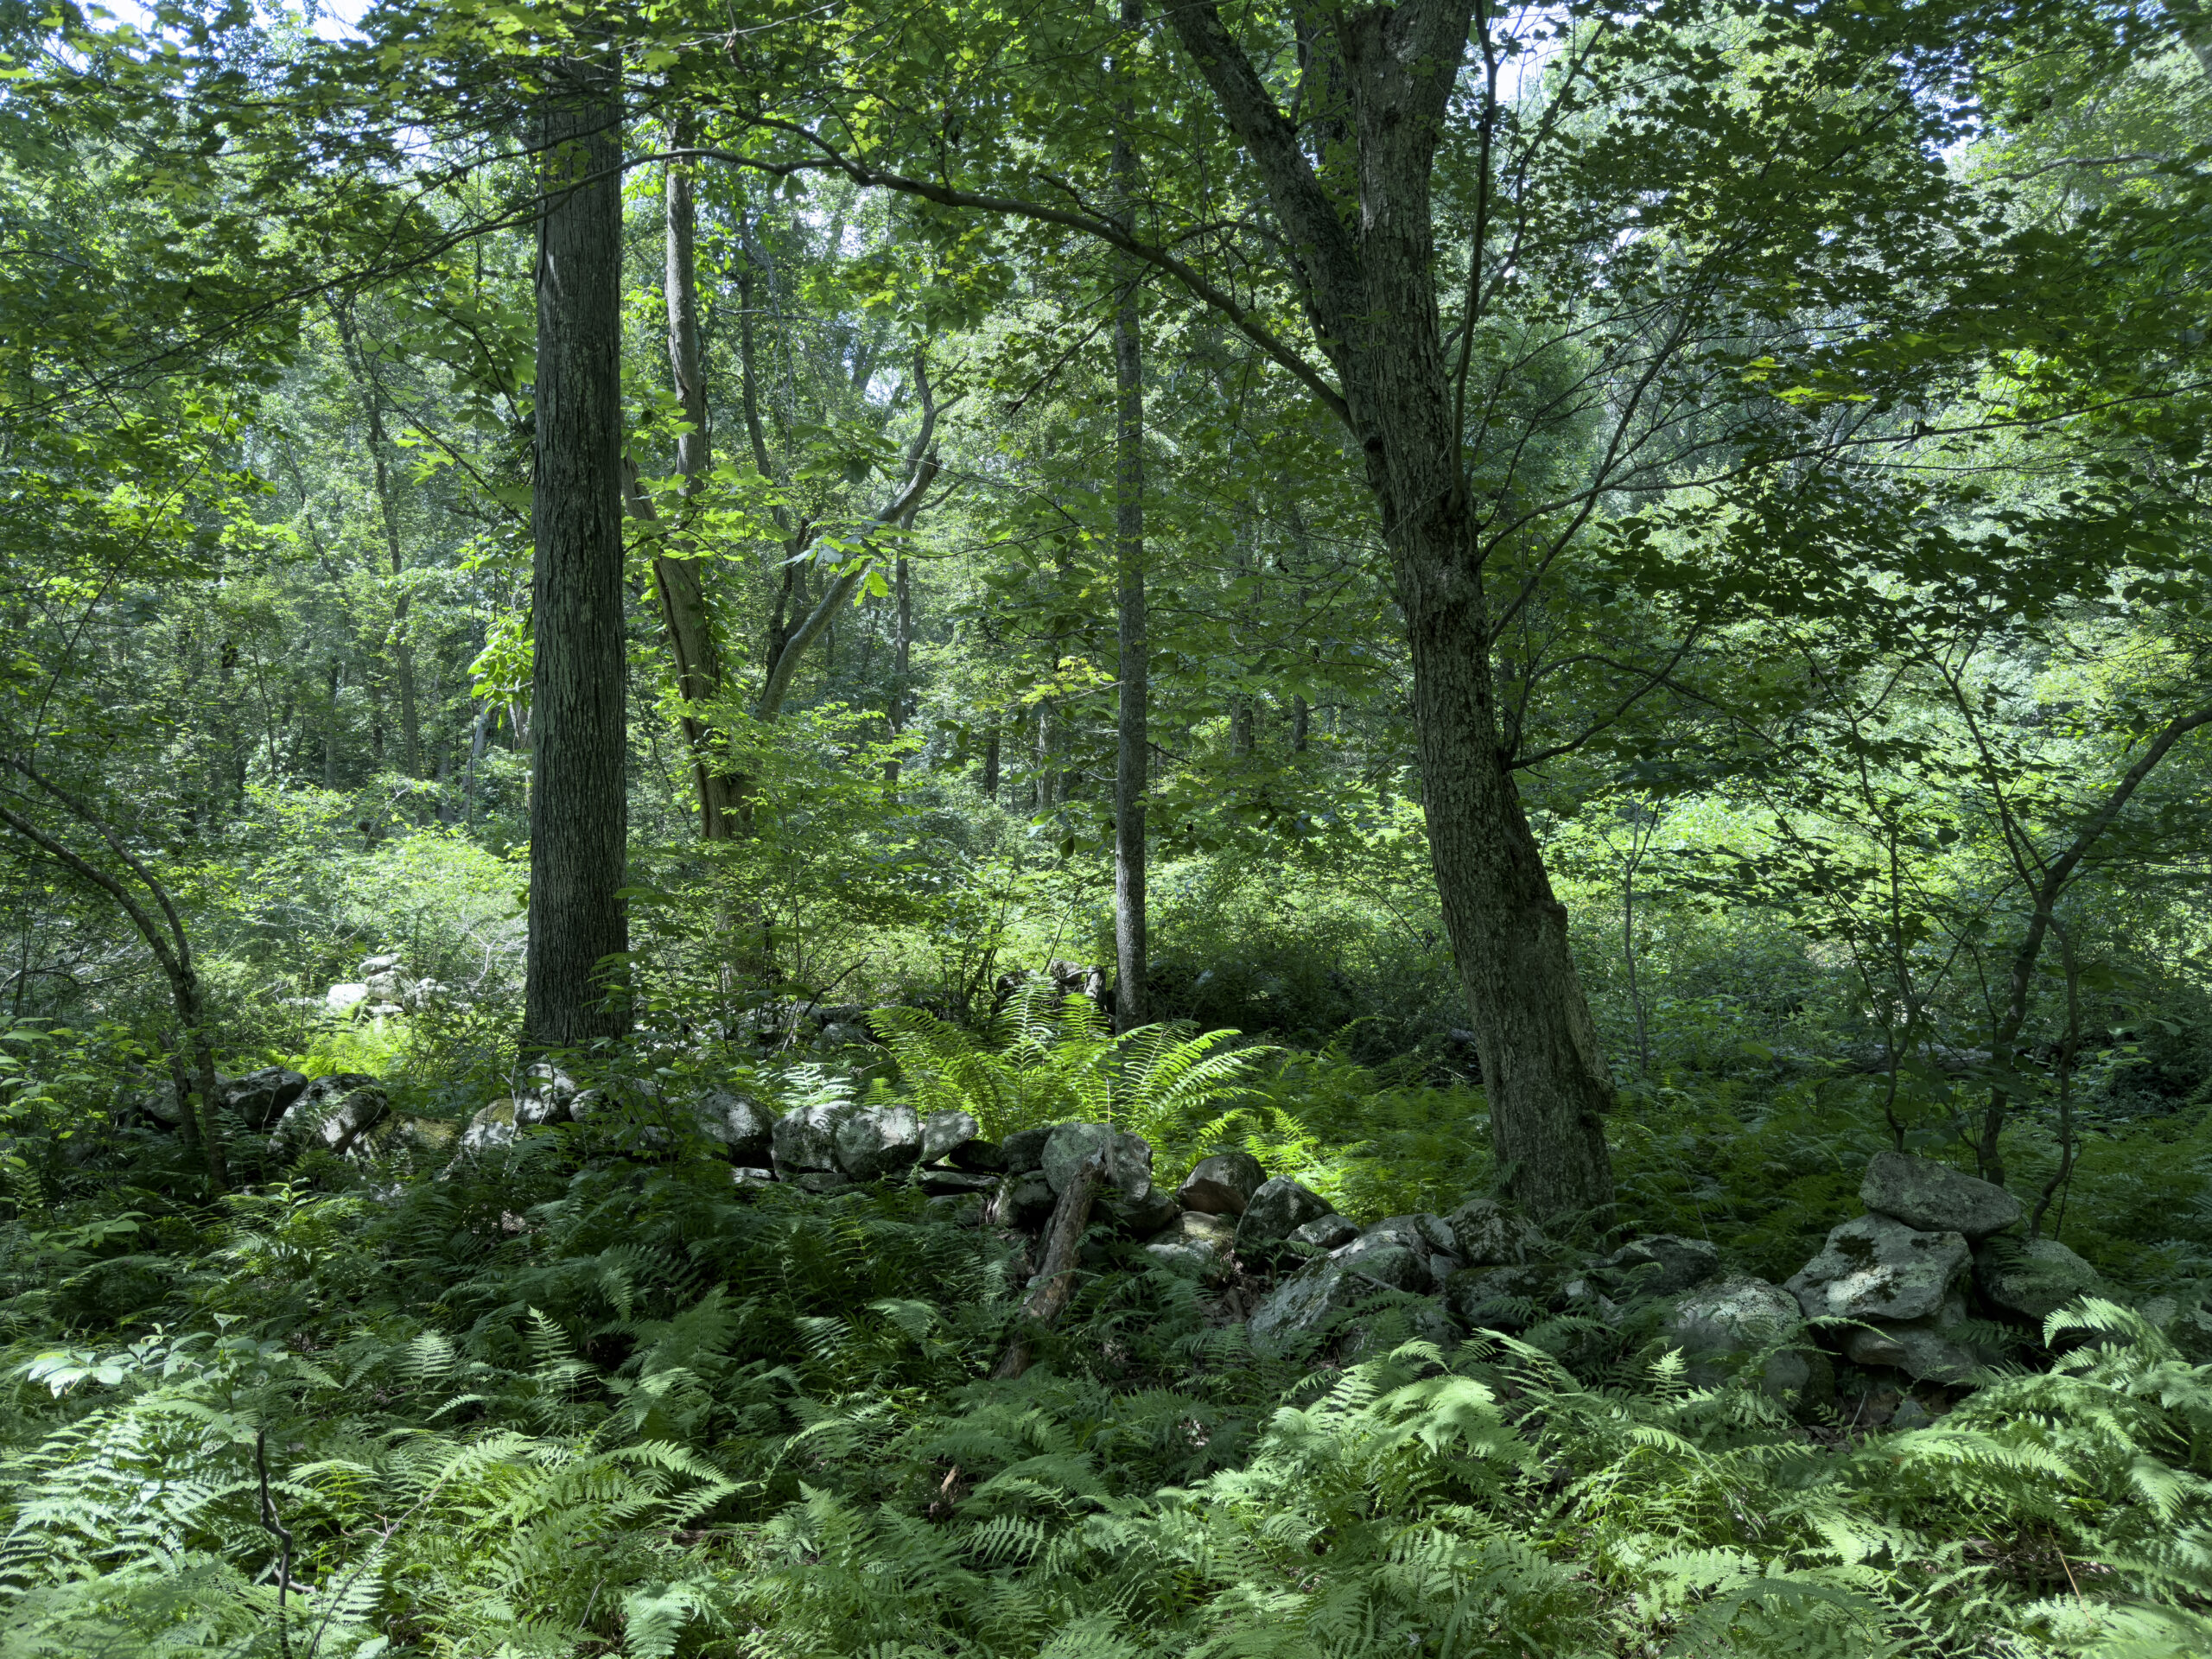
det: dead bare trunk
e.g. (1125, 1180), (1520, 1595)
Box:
(994, 1149), (1108, 1379)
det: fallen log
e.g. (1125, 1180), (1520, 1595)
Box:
(993, 1147), (1109, 1380)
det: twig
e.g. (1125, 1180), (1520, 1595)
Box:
(256, 1428), (296, 1659)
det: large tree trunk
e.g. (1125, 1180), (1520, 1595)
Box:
(1170, 0), (1614, 1220)
(524, 58), (631, 1057)
(1111, 0), (1147, 1032)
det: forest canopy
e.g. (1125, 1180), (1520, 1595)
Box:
(5, 0), (2212, 1654)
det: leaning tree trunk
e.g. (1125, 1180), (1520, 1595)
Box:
(1169, 0), (1614, 1221)
(524, 57), (631, 1057)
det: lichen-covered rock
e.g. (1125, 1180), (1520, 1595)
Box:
(920, 1109), (982, 1164)
(1234, 1177), (1335, 1256)
(1786, 1214), (1970, 1324)
(1292, 1214), (1361, 1251)
(772, 1101), (855, 1174)
(514, 1063), (581, 1128)
(1976, 1236), (2105, 1323)
(1330, 1236), (1437, 1295)
(1177, 1152), (1267, 1216)
(1662, 1274), (1810, 1395)
(1605, 1234), (1720, 1298)
(1000, 1125), (1057, 1173)
(694, 1090), (777, 1162)
(836, 1103), (925, 1180)
(794, 1171), (853, 1195)
(272, 1074), (388, 1158)
(1444, 1264), (1550, 1331)
(1144, 1216), (1235, 1282)
(1444, 1198), (1546, 1268)
(1249, 1249), (1436, 1356)
(1860, 1151), (2022, 1240)
(1840, 1291), (1985, 1382)
(456, 1098), (518, 1158)
(224, 1067), (308, 1131)
(731, 1166), (776, 1188)
(1042, 1121), (1153, 1201)
(1173, 1210), (1237, 1249)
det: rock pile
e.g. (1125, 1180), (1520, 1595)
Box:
(365, 1073), (2126, 1402)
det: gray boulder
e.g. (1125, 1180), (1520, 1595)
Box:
(920, 1167), (1000, 1196)
(836, 1103), (925, 1180)
(456, 1098), (518, 1158)
(1839, 1290), (1986, 1382)
(1444, 1198), (1546, 1267)
(1250, 1249), (1434, 1356)
(1330, 1235), (1438, 1295)
(793, 1171), (853, 1195)
(1177, 1152), (1267, 1216)
(993, 1171), (1058, 1230)
(1000, 1125), (1056, 1173)
(1860, 1151), (2022, 1240)
(772, 1101), (855, 1173)
(272, 1074), (388, 1158)
(1234, 1177), (1335, 1256)
(1662, 1274), (1811, 1396)
(1042, 1121), (1153, 1201)
(732, 1166), (776, 1188)
(920, 1109), (982, 1164)
(224, 1068), (308, 1131)
(1443, 1264), (1550, 1332)
(1786, 1214), (1971, 1324)
(693, 1090), (776, 1162)
(514, 1063), (580, 1128)
(1605, 1235), (1720, 1298)
(1976, 1236), (2106, 1324)
(1145, 1210), (1236, 1281)
(949, 1138), (1007, 1173)
(1103, 1184), (1179, 1236)
(1292, 1214), (1362, 1251)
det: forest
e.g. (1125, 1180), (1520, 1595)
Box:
(3, 0), (2212, 1651)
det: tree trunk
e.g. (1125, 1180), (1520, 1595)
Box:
(523, 58), (631, 1058)
(1169, 0), (1615, 1220)
(335, 306), (424, 780)
(982, 728), (1000, 802)
(654, 118), (744, 840)
(0, 763), (228, 1192)
(1111, 0), (1147, 1033)
(885, 553), (912, 787)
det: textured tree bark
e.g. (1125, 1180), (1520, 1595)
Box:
(523, 59), (631, 1058)
(982, 728), (1000, 802)
(994, 1148), (1108, 1380)
(1112, 0), (1147, 1033)
(1170, 0), (1614, 1219)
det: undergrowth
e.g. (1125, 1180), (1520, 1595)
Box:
(4, 1070), (2212, 1658)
